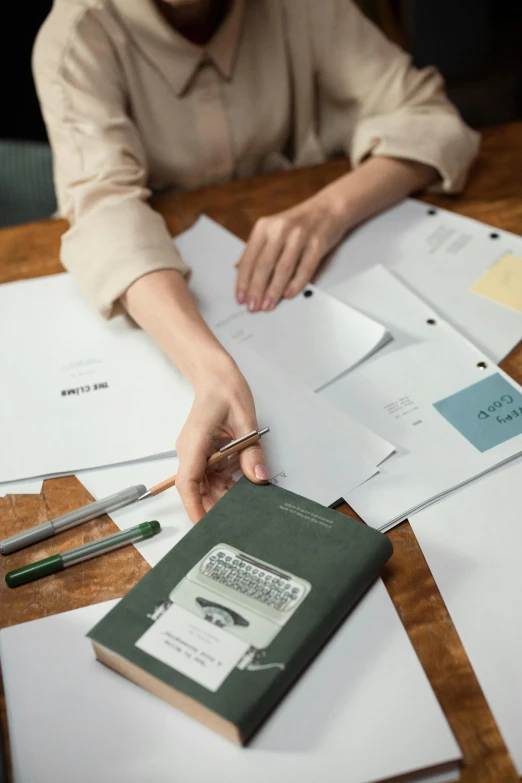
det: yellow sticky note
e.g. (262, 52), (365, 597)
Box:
(470, 254), (522, 313)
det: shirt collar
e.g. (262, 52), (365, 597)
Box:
(111, 0), (245, 96)
(205, 0), (244, 79)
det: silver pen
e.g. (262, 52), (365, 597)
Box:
(0, 484), (146, 555)
(138, 427), (270, 501)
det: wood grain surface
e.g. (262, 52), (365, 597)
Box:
(1, 121), (521, 782)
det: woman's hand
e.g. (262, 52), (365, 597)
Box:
(174, 359), (269, 523)
(121, 158), (438, 522)
(235, 191), (347, 312)
(235, 156), (439, 312)
(121, 269), (269, 524)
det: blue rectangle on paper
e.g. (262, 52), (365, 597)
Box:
(433, 373), (522, 452)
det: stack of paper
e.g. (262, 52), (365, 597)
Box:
(0, 504), (462, 783)
(77, 343), (394, 510)
(0, 273), (194, 482)
(317, 197), (522, 362)
(0, 271), (393, 506)
(174, 218), (522, 533)
(327, 339), (522, 530)
(316, 266), (522, 530)
(320, 264), (471, 358)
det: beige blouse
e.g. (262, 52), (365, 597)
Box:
(33, 0), (479, 318)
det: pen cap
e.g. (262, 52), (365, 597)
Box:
(138, 521), (161, 538)
(0, 520), (56, 555)
(5, 555), (64, 588)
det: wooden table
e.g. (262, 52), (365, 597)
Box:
(1, 121), (521, 783)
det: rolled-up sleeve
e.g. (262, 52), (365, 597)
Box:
(312, 0), (480, 193)
(33, 7), (190, 318)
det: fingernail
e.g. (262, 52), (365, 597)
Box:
(255, 464), (269, 481)
(248, 297), (257, 312)
(284, 286), (294, 298)
(237, 289), (245, 304)
(261, 297), (272, 311)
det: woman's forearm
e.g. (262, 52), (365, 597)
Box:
(235, 155), (439, 309)
(121, 157), (436, 371)
(120, 269), (267, 522)
(319, 156), (439, 232)
(120, 268), (235, 385)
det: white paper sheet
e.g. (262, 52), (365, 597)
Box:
(0, 584), (461, 783)
(321, 339), (522, 530)
(409, 459), (522, 775)
(78, 456), (190, 563)
(176, 217), (391, 391)
(316, 198), (522, 362)
(0, 273), (391, 490)
(79, 340), (395, 517)
(0, 478), (44, 497)
(328, 265), (467, 356)
(0, 274), (194, 482)
(214, 284), (391, 391)
(227, 342), (393, 498)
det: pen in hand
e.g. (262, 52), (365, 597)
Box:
(138, 427), (270, 501)
(0, 428), (270, 556)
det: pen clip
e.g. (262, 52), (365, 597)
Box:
(219, 427), (269, 454)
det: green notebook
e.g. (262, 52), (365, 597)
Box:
(88, 478), (392, 744)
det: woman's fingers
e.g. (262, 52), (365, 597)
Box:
(239, 216), (309, 312)
(176, 368), (270, 520)
(284, 235), (325, 297)
(237, 195), (344, 310)
(239, 439), (269, 482)
(244, 237), (282, 312)
(236, 219), (268, 305)
(176, 474), (207, 524)
(241, 229), (286, 311)
(200, 470), (230, 514)
(230, 407), (269, 483)
(240, 219), (320, 310)
(262, 227), (306, 307)
(175, 418), (217, 524)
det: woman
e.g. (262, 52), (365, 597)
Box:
(33, 0), (479, 522)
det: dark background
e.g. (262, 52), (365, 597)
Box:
(3, 0), (522, 143)
(3, 4), (52, 142)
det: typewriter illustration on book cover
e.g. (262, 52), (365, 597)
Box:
(144, 543), (311, 677)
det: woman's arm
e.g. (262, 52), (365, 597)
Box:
(34, 10), (267, 521)
(121, 269), (268, 522)
(236, 0), (479, 310)
(33, 9), (192, 318)
(236, 156), (437, 311)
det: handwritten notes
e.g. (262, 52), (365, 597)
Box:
(434, 373), (522, 452)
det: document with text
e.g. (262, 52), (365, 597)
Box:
(322, 339), (522, 530)
(316, 198), (522, 362)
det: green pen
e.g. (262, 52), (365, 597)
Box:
(5, 521), (161, 588)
